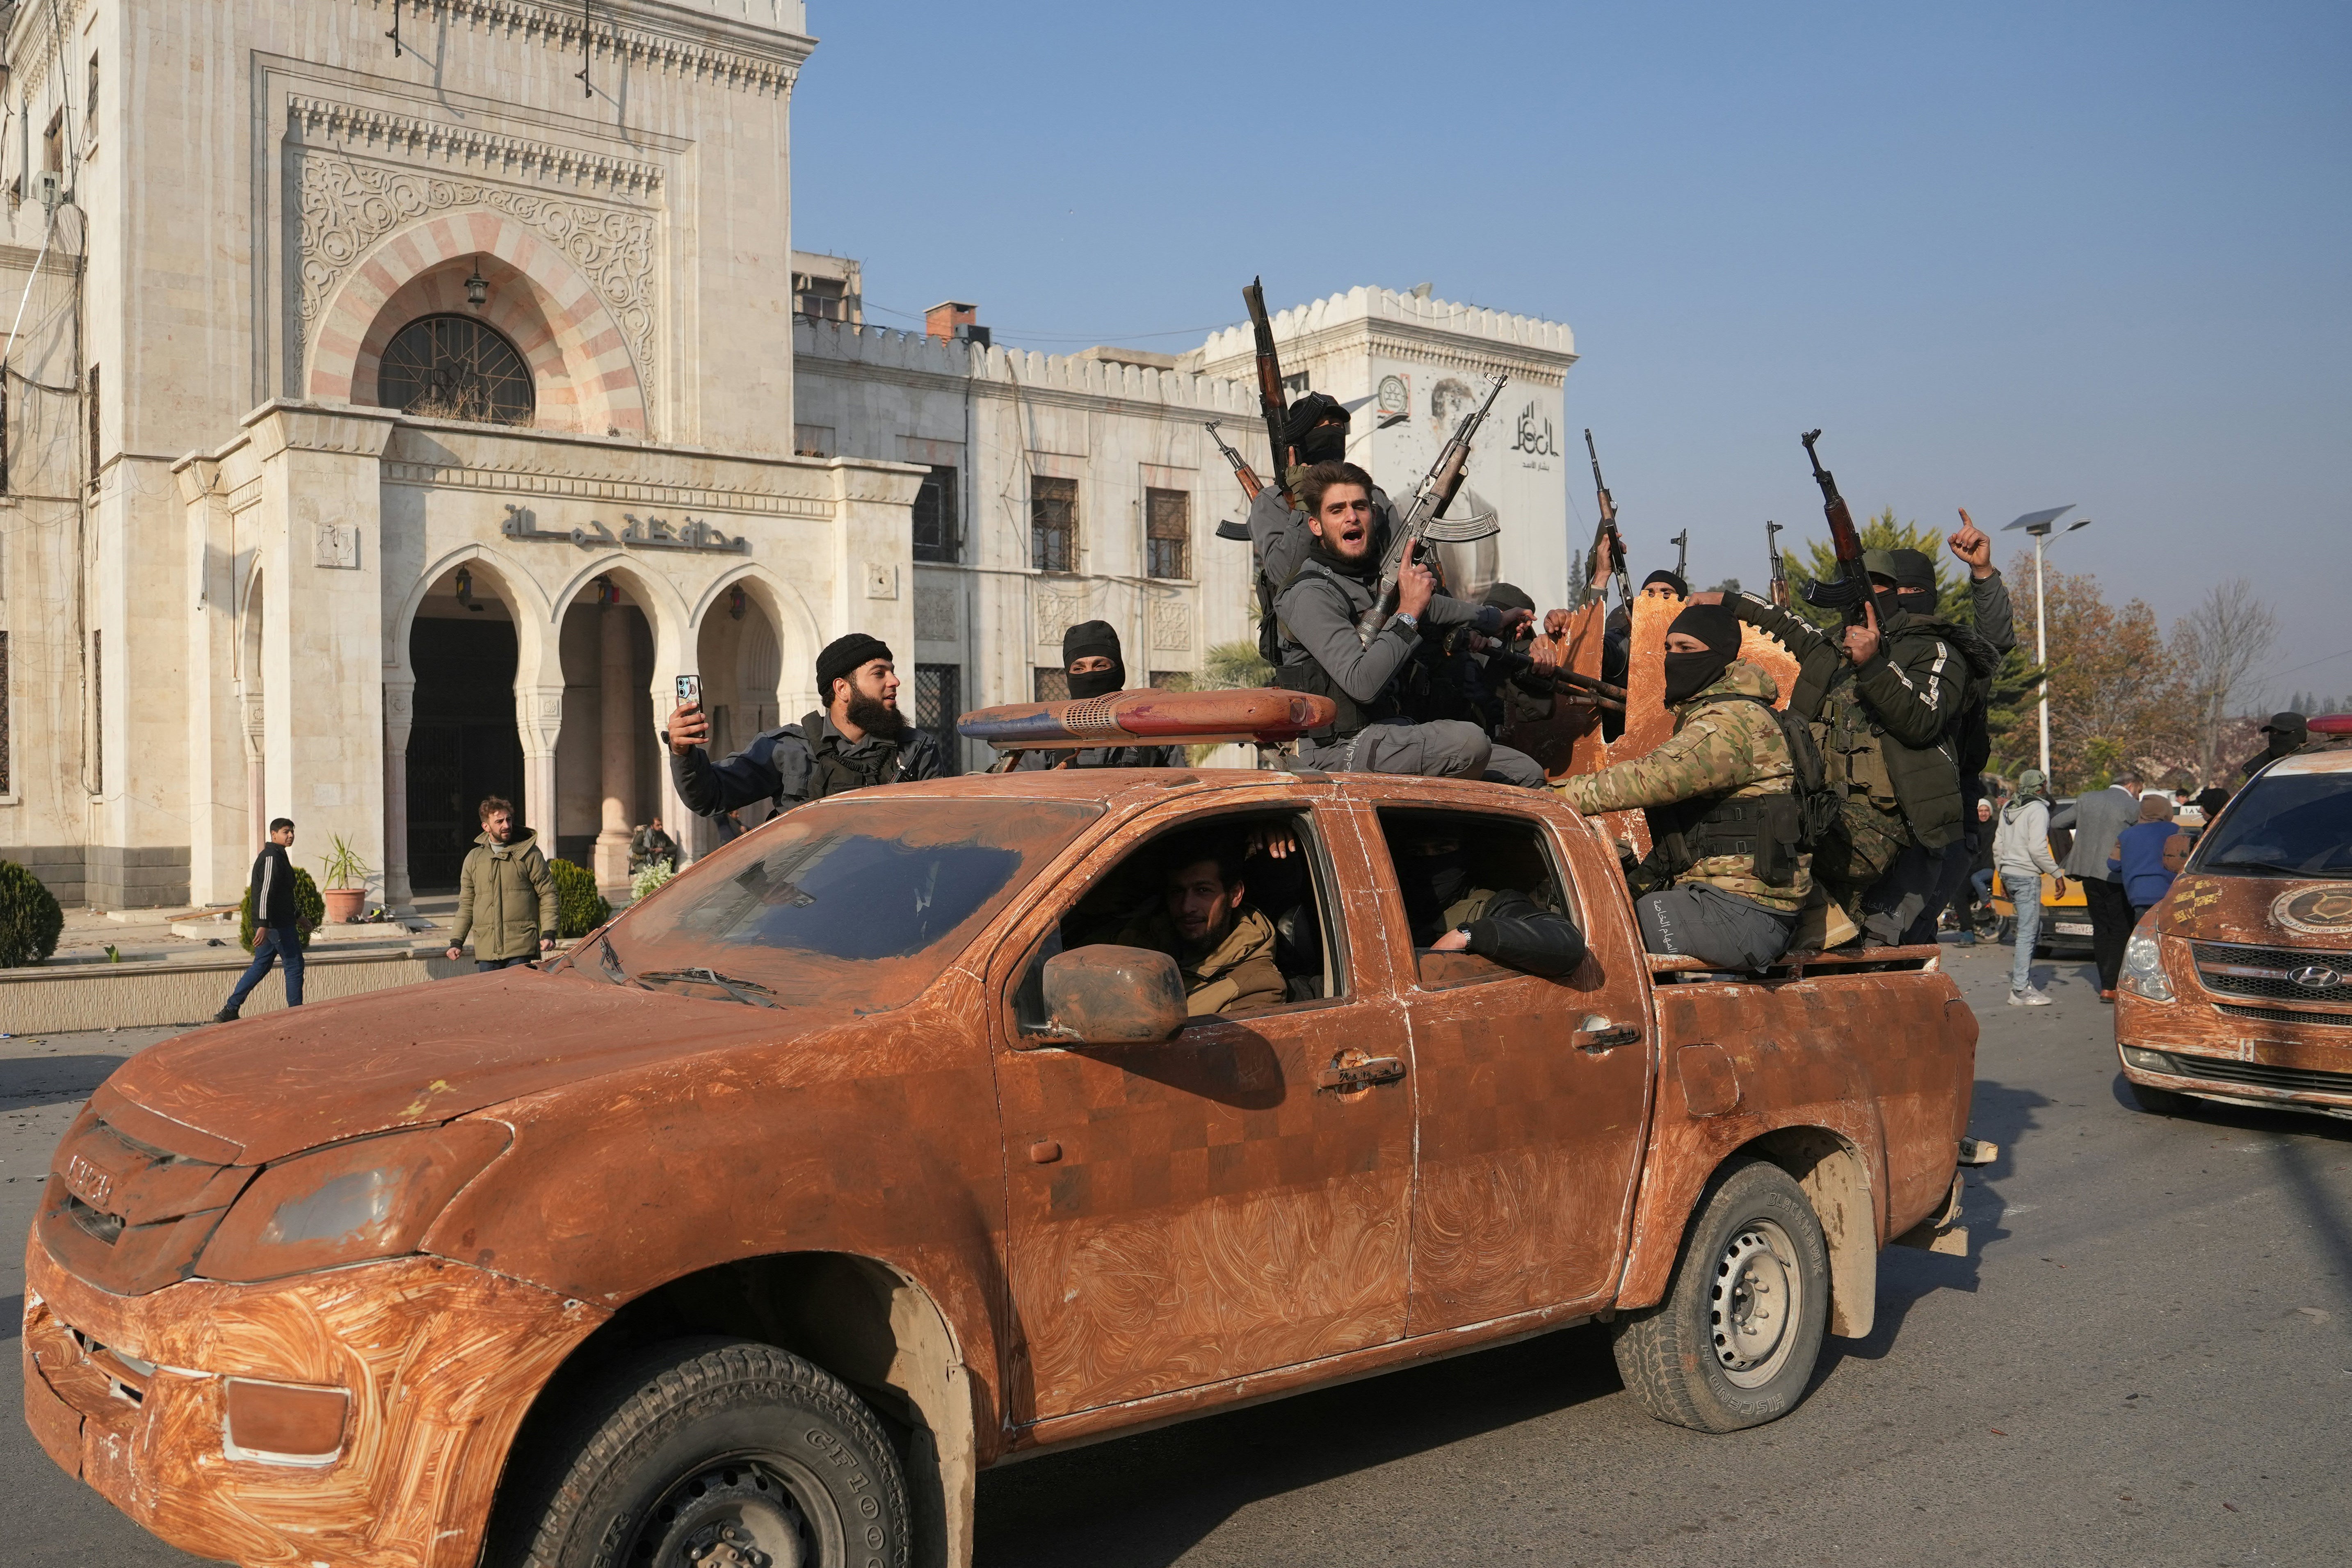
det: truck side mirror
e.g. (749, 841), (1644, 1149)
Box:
(1029, 945), (1187, 1048)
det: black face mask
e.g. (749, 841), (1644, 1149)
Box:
(1663, 650), (1731, 706)
(1066, 664), (1124, 701)
(1295, 423), (1348, 467)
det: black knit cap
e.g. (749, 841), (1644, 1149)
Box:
(1062, 619), (1121, 667)
(1668, 603), (1742, 658)
(1483, 582), (1537, 614)
(816, 632), (893, 700)
(1284, 392), (1349, 446)
(1641, 569), (1688, 596)
(1888, 548), (1938, 593)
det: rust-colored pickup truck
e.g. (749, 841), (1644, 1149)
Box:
(2118, 743), (2352, 1119)
(25, 769), (1979, 1568)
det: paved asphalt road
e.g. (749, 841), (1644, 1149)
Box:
(4, 940), (2347, 1567)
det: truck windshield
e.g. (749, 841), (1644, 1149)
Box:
(2192, 773), (2352, 878)
(603, 797), (1101, 1011)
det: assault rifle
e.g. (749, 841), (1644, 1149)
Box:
(1475, 638), (1628, 713)
(1578, 429), (1634, 612)
(1204, 420), (1263, 501)
(1242, 278), (1292, 504)
(1801, 429), (1872, 626)
(1765, 520), (1790, 607)
(1671, 529), (1689, 582)
(1355, 372), (1509, 645)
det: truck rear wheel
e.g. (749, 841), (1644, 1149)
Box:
(513, 1338), (911, 1568)
(1610, 1158), (1831, 1432)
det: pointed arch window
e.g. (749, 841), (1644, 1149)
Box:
(377, 314), (535, 425)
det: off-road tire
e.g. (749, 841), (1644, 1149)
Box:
(510, 1337), (911, 1568)
(2126, 1077), (2193, 1117)
(1610, 1158), (1831, 1433)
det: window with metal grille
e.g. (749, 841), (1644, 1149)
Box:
(915, 664), (963, 776)
(913, 465), (960, 564)
(1032, 667), (1069, 703)
(1031, 476), (1077, 572)
(377, 315), (534, 425)
(1144, 487), (1190, 580)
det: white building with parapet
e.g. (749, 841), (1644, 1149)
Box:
(0, 0), (1576, 911)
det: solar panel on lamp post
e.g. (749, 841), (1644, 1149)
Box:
(2002, 506), (2093, 781)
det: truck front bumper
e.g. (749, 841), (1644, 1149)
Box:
(24, 1232), (607, 1568)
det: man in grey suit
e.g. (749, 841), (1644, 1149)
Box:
(2060, 771), (2142, 1003)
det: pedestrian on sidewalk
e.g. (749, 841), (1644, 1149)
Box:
(2110, 793), (2183, 921)
(446, 797), (556, 972)
(215, 818), (307, 1022)
(1992, 772), (2066, 1006)
(1957, 795), (2000, 943)
(2060, 770), (2142, 1002)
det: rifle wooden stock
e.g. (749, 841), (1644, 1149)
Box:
(1801, 429), (1870, 626)
(1205, 421), (1264, 501)
(1243, 279), (1292, 504)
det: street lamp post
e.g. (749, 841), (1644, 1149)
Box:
(2003, 506), (2093, 781)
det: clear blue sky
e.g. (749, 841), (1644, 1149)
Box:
(792, 2), (2352, 709)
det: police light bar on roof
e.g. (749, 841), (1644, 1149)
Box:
(958, 688), (1337, 749)
(2310, 714), (2352, 736)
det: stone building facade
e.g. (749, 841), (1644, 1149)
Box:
(0, 0), (1576, 911)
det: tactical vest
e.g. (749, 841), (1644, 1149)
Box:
(1641, 692), (1825, 889)
(798, 710), (911, 802)
(1271, 559), (1397, 743)
(1809, 631), (1966, 851)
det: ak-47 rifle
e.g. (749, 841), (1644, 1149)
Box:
(1765, 520), (1790, 607)
(1204, 420), (1263, 501)
(1671, 529), (1689, 582)
(1475, 638), (1628, 712)
(1242, 278), (1292, 505)
(1580, 429), (1634, 612)
(1800, 429), (1871, 625)
(1356, 372), (1509, 645)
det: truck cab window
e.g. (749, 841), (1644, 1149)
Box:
(1015, 808), (1341, 1035)
(1376, 808), (1588, 986)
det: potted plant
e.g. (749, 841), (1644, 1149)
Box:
(317, 834), (373, 924)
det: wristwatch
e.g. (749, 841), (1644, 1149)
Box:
(1392, 611), (1419, 633)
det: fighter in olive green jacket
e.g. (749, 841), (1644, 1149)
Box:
(451, 827), (559, 962)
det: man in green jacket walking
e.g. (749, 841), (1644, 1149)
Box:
(445, 796), (557, 971)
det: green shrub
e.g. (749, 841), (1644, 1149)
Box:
(548, 859), (610, 939)
(239, 867), (325, 952)
(0, 860), (64, 968)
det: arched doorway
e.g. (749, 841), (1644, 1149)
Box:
(406, 564), (527, 891)
(692, 584), (784, 849)
(555, 576), (660, 890)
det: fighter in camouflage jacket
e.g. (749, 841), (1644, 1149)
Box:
(1553, 661), (1813, 915)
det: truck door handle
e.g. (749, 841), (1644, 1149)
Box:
(1317, 1056), (1407, 1091)
(1571, 1015), (1641, 1053)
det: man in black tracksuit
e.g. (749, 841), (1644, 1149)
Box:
(215, 817), (306, 1022)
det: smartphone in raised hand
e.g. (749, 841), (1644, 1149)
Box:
(675, 674), (701, 710)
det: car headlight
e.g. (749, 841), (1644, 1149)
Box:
(198, 1122), (510, 1283)
(2119, 929), (2174, 1002)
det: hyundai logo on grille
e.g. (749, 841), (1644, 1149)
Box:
(2289, 964), (2343, 990)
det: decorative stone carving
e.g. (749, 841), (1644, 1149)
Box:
(1032, 589), (1089, 650)
(296, 151), (659, 409)
(289, 96), (662, 196)
(357, 0), (808, 98)
(314, 521), (361, 569)
(864, 563), (899, 600)
(913, 587), (959, 640)
(1152, 600), (1192, 652)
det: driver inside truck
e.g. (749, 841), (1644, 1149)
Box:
(1113, 829), (1288, 1018)
(1389, 822), (1589, 979)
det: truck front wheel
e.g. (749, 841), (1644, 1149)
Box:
(513, 1337), (912, 1568)
(1610, 1158), (1832, 1432)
